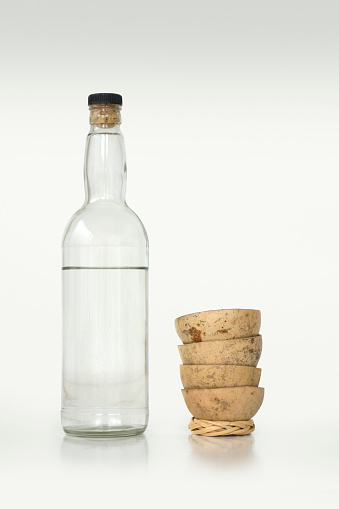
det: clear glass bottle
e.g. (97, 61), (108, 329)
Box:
(61, 93), (149, 438)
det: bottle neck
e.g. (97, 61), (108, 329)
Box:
(84, 104), (126, 204)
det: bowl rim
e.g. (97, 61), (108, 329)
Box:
(181, 386), (264, 394)
(175, 308), (261, 323)
(180, 364), (261, 371)
(177, 335), (262, 350)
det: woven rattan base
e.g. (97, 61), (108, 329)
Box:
(188, 417), (255, 436)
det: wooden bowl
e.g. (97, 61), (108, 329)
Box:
(175, 309), (261, 344)
(178, 336), (262, 367)
(181, 387), (264, 421)
(180, 365), (261, 389)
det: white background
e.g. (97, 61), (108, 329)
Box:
(0, 0), (338, 507)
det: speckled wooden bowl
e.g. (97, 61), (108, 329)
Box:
(182, 387), (264, 421)
(178, 336), (262, 367)
(175, 309), (261, 344)
(180, 365), (261, 389)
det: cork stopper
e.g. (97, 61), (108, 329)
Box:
(89, 103), (121, 127)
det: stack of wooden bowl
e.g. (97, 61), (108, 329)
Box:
(176, 309), (264, 436)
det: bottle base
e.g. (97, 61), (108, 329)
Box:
(61, 407), (148, 439)
(63, 425), (147, 439)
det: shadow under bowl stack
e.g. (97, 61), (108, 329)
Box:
(176, 309), (265, 436)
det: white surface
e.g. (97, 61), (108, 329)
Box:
(1, 399), (338, 507)
(0, 0), (339, 506)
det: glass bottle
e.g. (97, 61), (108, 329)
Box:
(61, 93), (149, 438)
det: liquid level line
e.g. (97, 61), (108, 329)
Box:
(62, 266), (148, 270)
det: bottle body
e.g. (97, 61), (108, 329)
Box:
(61, 102), (148, 437)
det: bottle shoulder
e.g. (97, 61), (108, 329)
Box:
(62, 202), (148, 247)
